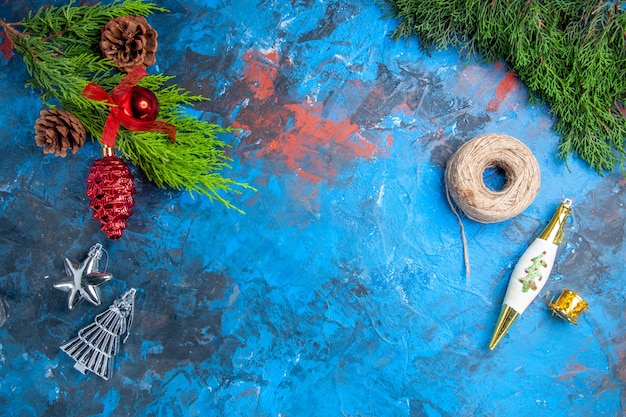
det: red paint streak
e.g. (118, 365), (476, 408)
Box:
(487, 71), (517, 112)
(617, 349), (626, 382)
(556, 361), (592, 381)
(233, 49), (391, 184)
(258, 103), (375, 183)
(376, 134), (394, 156)
(242, 49), (279, 101)
(0, 32), (13, 61)
(396, 102), (413, 115)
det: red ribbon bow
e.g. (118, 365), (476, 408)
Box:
(83, 67), (176, 148)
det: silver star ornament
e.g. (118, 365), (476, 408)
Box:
(54, 244), (113, 310)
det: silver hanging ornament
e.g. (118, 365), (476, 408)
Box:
(60, 288), (136, 380)
(54, 243), (113, 310)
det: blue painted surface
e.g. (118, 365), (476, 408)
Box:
(0, 1), (624, 416)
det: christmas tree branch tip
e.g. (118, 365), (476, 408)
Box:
(381, 0), (626, 174)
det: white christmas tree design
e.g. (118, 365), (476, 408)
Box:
(517, 251), (548, 293)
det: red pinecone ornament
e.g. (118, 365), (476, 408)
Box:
(86, 149), (136, 239)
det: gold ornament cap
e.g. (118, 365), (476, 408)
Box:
(489, 305), (519, 350)
(539, 199), (572, 244)
(101, 145), (115, 157)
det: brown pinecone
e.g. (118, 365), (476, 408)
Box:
(100, 16), (158, 73)
(34, 109), (86, 157)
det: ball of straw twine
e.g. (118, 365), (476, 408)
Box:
(445, 133), (541, 223)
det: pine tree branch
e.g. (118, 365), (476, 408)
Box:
(1, 0), (254, 212)
(382, 0), (626, 174)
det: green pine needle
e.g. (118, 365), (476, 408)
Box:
(380, 0), (626, 174)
